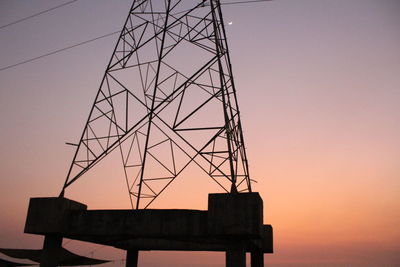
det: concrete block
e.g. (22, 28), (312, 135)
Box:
(24, 197), (87, 235)
(261, 224), (273, 253)
(207, 193), (263, 236)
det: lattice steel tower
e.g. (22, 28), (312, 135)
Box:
(60, 0), (252, 209)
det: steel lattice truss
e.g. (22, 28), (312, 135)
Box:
(61, 0), (252, 209)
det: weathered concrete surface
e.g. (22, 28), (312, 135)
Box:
(68, 209), (207, 238)
(24, 193), (273, 255)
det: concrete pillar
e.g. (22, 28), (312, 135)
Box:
(226, 244), (246, 267)
(40, 235), (63, 267)
(126, 250), (139, 267)
(251, 251), (264, 267)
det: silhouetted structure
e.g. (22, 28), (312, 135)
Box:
(60, 0), (252, 209)
(21, 1), (273, 266)
(24, 194), (272, 267)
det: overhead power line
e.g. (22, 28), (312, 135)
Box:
(0, 0), (271, 72)
(202, 0), (272, 6)
(0, 0), (79, 30)
(222, 0), (272, 5)
(0, 0), (270, 31)
(0, 30), (120, 72)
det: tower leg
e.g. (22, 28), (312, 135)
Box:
(126, 250), (139, 267)
(251, 251), (264, 267)
(226, 243), (246, 267)
(40, 235), (62, 267)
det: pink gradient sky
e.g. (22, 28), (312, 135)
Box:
(0, 0), (399, 266)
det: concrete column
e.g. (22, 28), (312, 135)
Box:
(40, 235), (63, 267)
(251, 251), (264, 267)
(126, 250), (139, 267)
(226, 244), (246, 267)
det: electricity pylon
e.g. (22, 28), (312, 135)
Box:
(60, 0), (252, 209)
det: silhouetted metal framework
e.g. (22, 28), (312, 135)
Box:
(61, 0), (252, 209)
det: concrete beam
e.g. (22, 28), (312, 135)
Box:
(112, 227), (272, 253)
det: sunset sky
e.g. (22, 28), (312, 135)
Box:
(0, 0), (399, 266)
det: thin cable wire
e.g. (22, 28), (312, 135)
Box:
(0, 0), (271, 72)
(0, 0), (79, 30)
(222, 0), (272, 5)
(202, 0), (272, 6)
(0, 30), (120, 72)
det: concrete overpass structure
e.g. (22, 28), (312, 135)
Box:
(25, 192), (272, 267)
